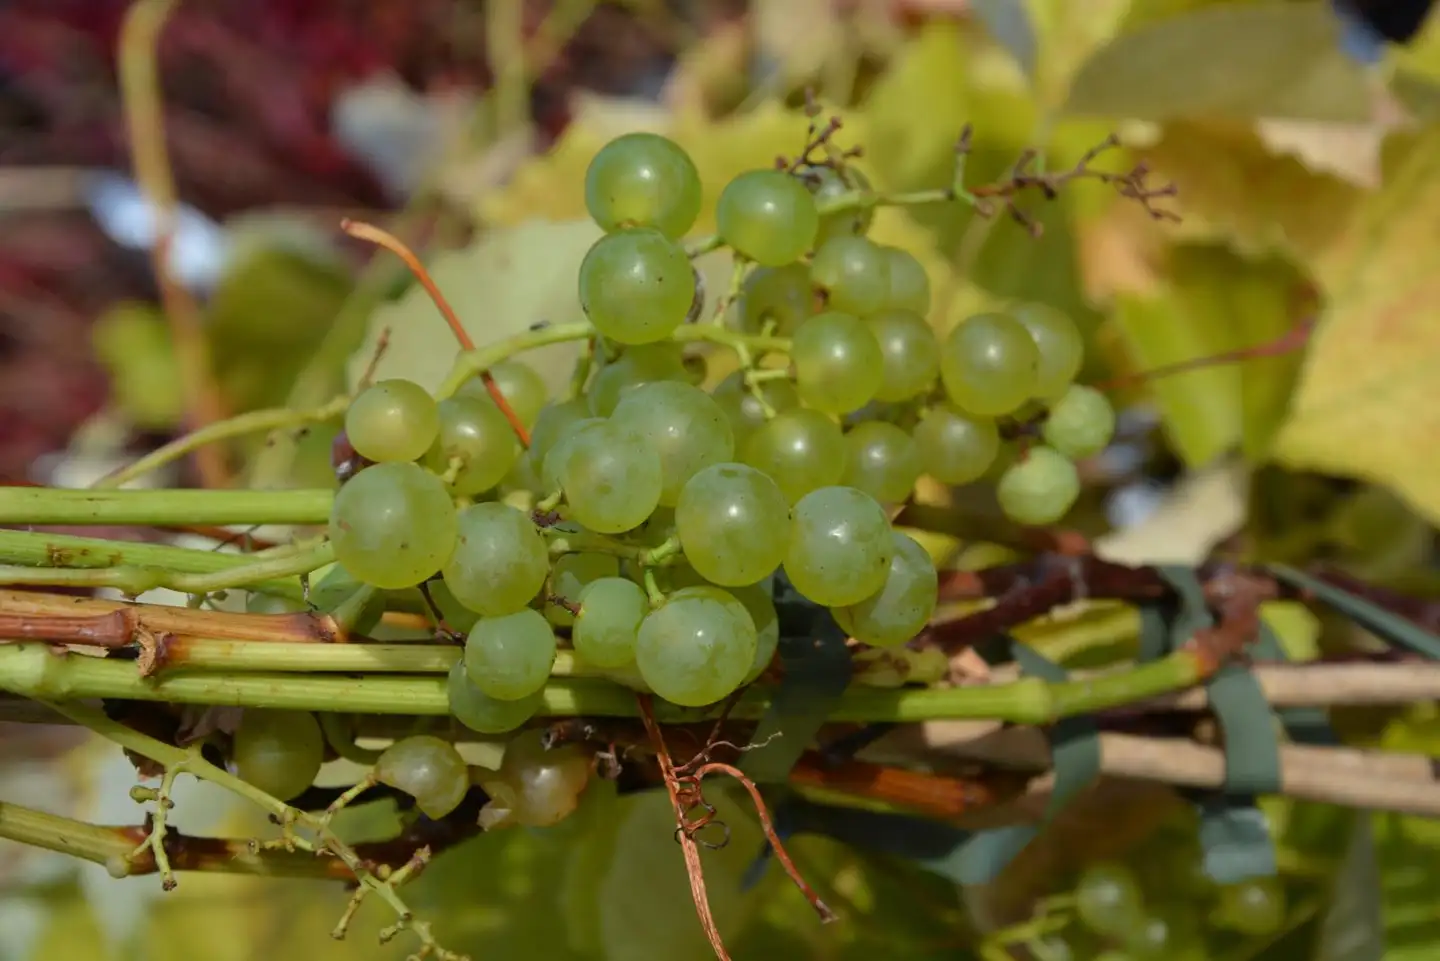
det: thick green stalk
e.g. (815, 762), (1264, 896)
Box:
(0, 529), (307, 598)
(0, 488), (334, 527)
(0, 643), (1211, 725)
(0, 541), (333, 597)
(0, 800), (134, 865)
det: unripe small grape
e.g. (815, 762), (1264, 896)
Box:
(376, 735), (470, 820)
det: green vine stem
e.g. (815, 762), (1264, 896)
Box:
(0, 541), (334, 597)
(0, 641), (1215, 725)
(0, 487), (334, 527)
(0, 529), (310, 599)
(93, 396), (350, 490)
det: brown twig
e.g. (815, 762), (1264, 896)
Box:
(0, 589), (341, 643)
(1096, 316), (1317, 393)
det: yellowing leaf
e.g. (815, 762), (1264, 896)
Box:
(1274, 127), (1440, 524)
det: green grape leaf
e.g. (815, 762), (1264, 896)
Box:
(1273, 128), (1440, 526)
(1313, 816), (1385, 961)
(91, 303), (185, 432)
(1063, 2), (1372, 122)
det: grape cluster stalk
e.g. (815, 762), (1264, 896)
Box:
(0, 115), (1185, 961)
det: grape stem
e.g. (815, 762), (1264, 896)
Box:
(544, 529), (681, 565)
(0, 486), (334, 527)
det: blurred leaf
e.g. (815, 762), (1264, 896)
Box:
(1313, 816), (1385, 961)
(91, 304), (185, 432)
(1063, 2), (1372, 122)
(971, 0), (1038, 78)
(25, 881), (112, 961)
(1273, 128), (1440, 524)
(1025, 0), (1134, 108)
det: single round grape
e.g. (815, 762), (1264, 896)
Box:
(232, 709), (324, 802)
(560, 421), (664, 533)
(711, 370), (799, 449)
(529, 398), (592, 471)
(586, 341), (688, 417)
(731, 582), (780, 682)
(636, 586), (757, 706)
(842, 421), (921, 504)
(478, 730), (593, 830)
(579, 228), (695, 344)
(423, 394), (521, 495)
(447, 662), (542, 734)
(584, 132), (702, 239)
(716, 170), (819, 267)
(811, 235), (891, 317)
(329, 461), (457, 589)
(869, 308), (939, 401)
(442, 503), (549, 617)
(1214, 877), (1286, 936)
(1042, 384), (1116, 460)
(940, 311), (1041, 416)
(1124, 913), (1184, 960)
(675, 462), (791, 586)
(375, 735), (469, 820)
(783, 486), (894, 607)
(572, 576), (648, 668)
(458, 360), (549, 428)
(911, 406), (1000, 485)
(1075, 862), (1145, 937)
(540, 416), (605, 491)
(429, 579), (480, 633)
(806, 165), (874, 246)
(344, 379), (440, 463)
(997, 445), (1080, 526)
(881, 246), (931, 315)
(611, 381), (735, 506)
(1013, 301), (1084, 401)
(833, 531), (937, 647)
(742, 407), (846, 504)
(548, 553), (620, 627)
(737, 262), (815, 335)
(465, 608), (558, 701)
(791, 312), (884, 414)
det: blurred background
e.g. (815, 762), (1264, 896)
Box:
(3, 0), (1440, 959)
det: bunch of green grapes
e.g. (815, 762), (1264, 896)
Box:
(311, 128), (1117, 722)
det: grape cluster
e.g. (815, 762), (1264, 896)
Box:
(319, 128), (1115, 715)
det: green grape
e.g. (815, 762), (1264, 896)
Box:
(1042, 384), (1116, 460)
(559, 421), (664, 533)
(442, 503), (549, 617)
(1213, 877), (1285, 936)
(540, 416), (605, 491)
(833, 531), (936, 647)
(344, 378), (440, 463)
(675, 462), (791, 586)
(711, 369), (800, 449)
(996, 445), (1080, 526)
(940, 311), (1041, 416)
(529, 398), (593, 470)
(579, 228), (695, 345)
(573, 576), (648, 668)
(232, 709), (324, 802)
(476, 730), (593, 830)
(548, 553), (620, 627)
(791, 311), (884, 414)
(464, 608), (558, 701)
(881, 246), (931, 315)
(742, 407), (846, 503)
(1075, 862), (1145, 937)
(586, 341), (688, 417)
(716, 169), (819, 266)
(1013, 301), (1084, 401)
(842, 421), (922, 504)
(423, 394), (521, 495)
(375, 735), (469, 820)
(458, 360), (549, 428)
(635, 586), (757, 706)
(611, 381), (735, 506)
(869, 308), (939, 401)
(329, 461), (457, 589)
(447, 662), (542, 734)
(783, 486), (894, 607)
(912, 406), (1000, 485)
(1124, 912), (1189, 960)
(806, 165), (874, 246)
(584, 132), (702, 239)
(737, 262), (815, 335)
(731, 581), (780, 682)
(499, 449), (543, 496)
(429, 579), (480, 634)
(810, 235), (890, 317)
